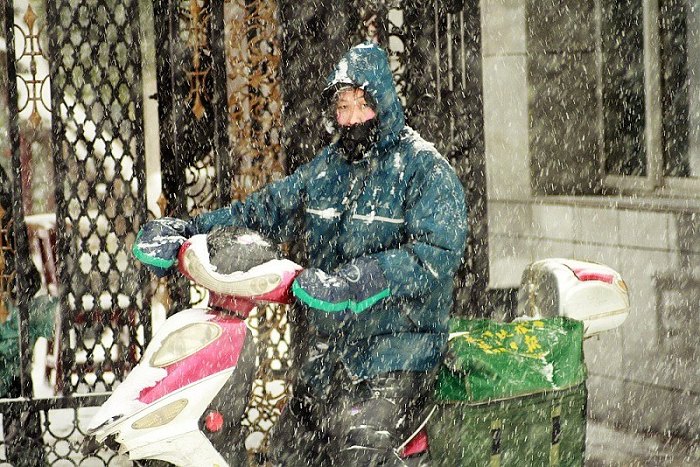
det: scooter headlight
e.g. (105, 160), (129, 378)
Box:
(132, 399), (188, 429)
(150, 322), (222, 368)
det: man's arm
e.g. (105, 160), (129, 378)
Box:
(369, 156), (467, 299)
(134, 159), (313, 275)
(189, 162), (310, 244)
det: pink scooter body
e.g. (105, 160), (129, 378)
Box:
(84, 232), (302, 466)
(136, 314), (249, 405)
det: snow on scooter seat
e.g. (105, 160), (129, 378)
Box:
(180, 234), (301, 297)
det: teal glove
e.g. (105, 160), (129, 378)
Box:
(132, 218), (193, 276)
(292, 258), (390, 316)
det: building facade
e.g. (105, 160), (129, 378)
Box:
(483, 0), (699, 440)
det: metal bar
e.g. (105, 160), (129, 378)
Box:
(210, 0), (232, 207)
(132, 0), (151, 344)
(0, 392), (111, 412)
(153, 0), (184, 218)
(595, 0), (607, 184)
(461, 0), (489, 315)
(45, 0), (78, 395)
(434, 0), (441, 103)
(153, 0), (191, 313)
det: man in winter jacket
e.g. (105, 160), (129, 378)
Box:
(135, 42), (467, 465)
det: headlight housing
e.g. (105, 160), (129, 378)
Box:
(132, 399), (188, 429)
(150, 322), (222, 367)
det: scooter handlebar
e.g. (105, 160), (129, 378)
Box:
(177, 234), (303, 304)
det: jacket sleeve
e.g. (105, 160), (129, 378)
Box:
(189, 163), (309, 244)
(369, 155), (468, 299)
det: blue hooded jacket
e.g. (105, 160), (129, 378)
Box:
(192, 43), (468, 383)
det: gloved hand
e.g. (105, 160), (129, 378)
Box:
(132, 217), (193, 277)
(292, 257), (390, 317)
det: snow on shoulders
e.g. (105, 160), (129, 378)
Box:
(401, 126), (448, 163)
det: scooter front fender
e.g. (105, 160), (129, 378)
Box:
(87, 307), (255, 466)
(96, 369), (237, 465)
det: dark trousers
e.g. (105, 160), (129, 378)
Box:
(268, 368), (433, 466)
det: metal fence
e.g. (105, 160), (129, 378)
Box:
(0, 0), (486, 464)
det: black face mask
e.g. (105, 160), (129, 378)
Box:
(337, 118), (379, 162)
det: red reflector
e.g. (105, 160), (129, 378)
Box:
(205, 411), (224, 432)
(400, 428), (429, 458)
(571, 267), (614, 284)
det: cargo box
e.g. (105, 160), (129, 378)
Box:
(517, 258), (629, 337)
(429, 317), (587, 466)
(428, 383), (586, 466)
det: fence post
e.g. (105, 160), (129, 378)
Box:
(3, 0), (34, 398)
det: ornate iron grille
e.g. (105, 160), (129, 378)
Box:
(154, 0), (231, 220)
(151, 0), (231, 313)
(150, 0), (285, 456)
(12, 3), (52, 131)
(223, 0), (290, 453)
(47, 0), (149, 392)
(3, 2), (119, 464)
(1, 0), (53, 301)
(225, 0), (286, 198)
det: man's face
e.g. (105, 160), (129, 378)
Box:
(335, 88), (376, 127)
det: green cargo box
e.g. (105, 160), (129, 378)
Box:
(428, 317), (587, 466)
(428, 383), (586, 466)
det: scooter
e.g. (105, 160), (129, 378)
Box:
(83, 226), (629, 466)
(82, 227), (302, 465)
